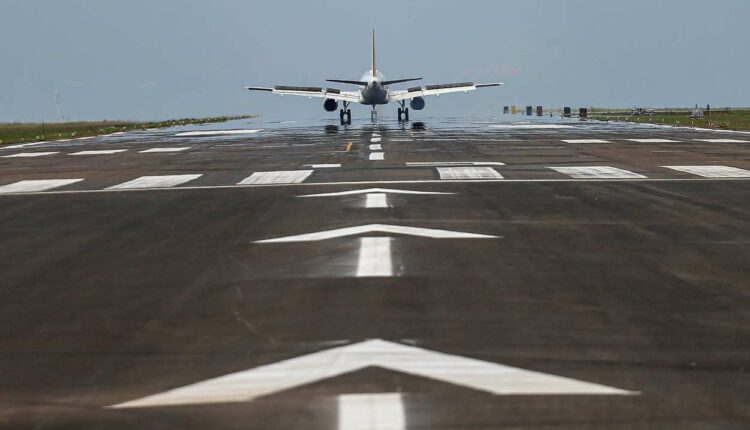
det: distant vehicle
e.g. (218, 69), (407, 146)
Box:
(245, 31), (503, 124)
(630, 108), (656, 116)
(690, 105), (704, 118)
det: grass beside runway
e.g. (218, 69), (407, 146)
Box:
(591, 108), (750, 131)
(0, 115), (257, 146)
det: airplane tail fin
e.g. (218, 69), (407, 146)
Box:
(371, 29), (376, 78)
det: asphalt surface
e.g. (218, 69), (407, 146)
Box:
(1, 116), (749, 429)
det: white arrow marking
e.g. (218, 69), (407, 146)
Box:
(298, 188), (453, 198)
(108, 339), (636, 409)
(365, 193), (388, 208)
(339, 393), (405, 430)
(253, 224), (498, 243)
(357, 237), (392, 277)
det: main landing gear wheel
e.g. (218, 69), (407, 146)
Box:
(339, 109), (351, 125)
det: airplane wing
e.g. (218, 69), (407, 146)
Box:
(389, 82), (503, 101)
(245, 85), (360, 102)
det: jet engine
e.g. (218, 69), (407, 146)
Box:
(323, 98), (338, 112)
(410, 97), (426, 110)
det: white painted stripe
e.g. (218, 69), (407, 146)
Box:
(108, 339), (634, 408)
(356, 237), (393, 277)
(3, 152), (59, 158)
(175, 129), (261, 137)
(1, 141), (52, 149)
(436, 166), (503, 180)
(370, 137), (382, 143)
(108, 174), (202, 189)
(489, 124), (573, 129)
(626, 138), (680, 143)
(139, 147), (190, 153)
(254, 224), (498, 243)
(369, 144), (382, 151)
(299, 188), (453, 197)
(0, 179), (83, 194)
(550, 166), (646, 179)
(304, 163), (340, 168)
(338, 393), (405, 430)
(369, 152), (384, 161)
(365, 193), (388, 208)
(238, 170), (313, 185)
(562, 139), (611, 144)
(407, 161), (505, 167)
(694, 139), (749, 143)
(70, 149), (127, 155)
(663, 165), (750, 178)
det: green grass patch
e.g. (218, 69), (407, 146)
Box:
(590, 108), (750, 131)
(0, 115), (257, 146)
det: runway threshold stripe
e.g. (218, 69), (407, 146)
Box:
(70, 150), (127, 155)
(436, 166), (503, 180)
(238, 170), (313, 185)
(662, 165), (750, 178)
(549, 166), (647, 179)
(139, 147), (190, 153)
(365, 193), (388, 208)
(2, 152), (59, 158)
(338, 393), (405, 430)
(0, 179), (83, 194)
(108, 174), (202, 189)
(627, 138), (680, 143)
(562, 139), (611, 144)
(356, 237), (393, 277)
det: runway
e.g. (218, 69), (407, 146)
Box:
(1, 116), (749, 429)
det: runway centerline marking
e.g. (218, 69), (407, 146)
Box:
(693, 139), (749, 143)
(304, 163), (341, 168)
(365, 193), (388, 208)
(139, 147), (190, 153)
(0, 179), (83, 194)
(356, 237), (393, 277)
(70, 149), (127, 155)
(107, 339), (636, 408)
(175, 129), (261, 137)
(2, 152), (59, 158)
(369, 152), (384, 161)
(371, 137), (382, 143)
(562, 139), (611, 144)
(626, 138), (680, 143)
(436, 166), (503, 180)
(254, 224), (498, 243)
(108, 174), (202, 190)
(369, 144), (382, 151)
(663, 165), (750, 178)
(407, 161), (505, 167)
(338, 393), (405, 430)
(549, 166), (647, 179)
(238, 170), (313, 185)
(298, 188), (454, 197)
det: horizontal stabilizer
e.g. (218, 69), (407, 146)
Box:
(381, 77), (422, 86)
(326, 79), (368, 86)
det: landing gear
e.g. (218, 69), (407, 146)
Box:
(371, 107), (378, 121)
(339, 102), (351, 125)
(397, 101), (409, 122)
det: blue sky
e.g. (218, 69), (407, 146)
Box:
(1, 0), (749, 121)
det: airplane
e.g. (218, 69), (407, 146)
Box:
(245, 31), (503, 124)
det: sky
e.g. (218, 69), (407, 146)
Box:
(1, 0), (749, 122)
